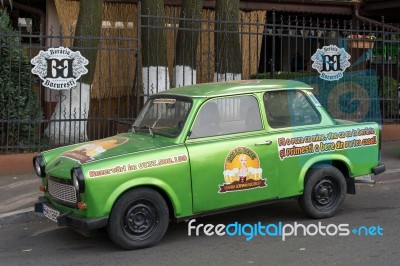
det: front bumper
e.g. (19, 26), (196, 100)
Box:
(34, 197), (108, 231)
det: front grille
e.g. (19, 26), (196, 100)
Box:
(48, 178), (77, 206)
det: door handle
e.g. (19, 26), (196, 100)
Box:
(255, 140), (272, 146)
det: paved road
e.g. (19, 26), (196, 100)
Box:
(0, 172), (399, 266)
(0, 173), (41, 214)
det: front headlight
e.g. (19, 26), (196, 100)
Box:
(33, 155), (46, 177)
(71, 167), (85, 193)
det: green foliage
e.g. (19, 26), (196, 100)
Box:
(0, 9), (42, 148)
(175, 0), (202, 68)
(74, 0), (103, 84)
(215, 0), (241, 75)
(378, 76), (399, 117)
(378, 76), (398, 99)
(141, 0), (168, 68)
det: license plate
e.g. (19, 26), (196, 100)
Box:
(43, 204), (60, 222)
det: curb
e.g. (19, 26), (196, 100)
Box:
(0, 153), (36, 176)
(0, 207), (44, 224)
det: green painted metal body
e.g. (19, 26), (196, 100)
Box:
(37, 80), (381, 221)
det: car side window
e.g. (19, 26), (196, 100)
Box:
(264, 90), (321, 128)
(190, 95), (262, 138)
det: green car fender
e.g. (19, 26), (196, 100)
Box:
(103, 176), (184, 218)
(297, 154), (353, 193)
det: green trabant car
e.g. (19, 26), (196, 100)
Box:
(33, 80), (385, 249)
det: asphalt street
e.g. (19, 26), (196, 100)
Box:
(0, 172), (399, 266)
(0, 173), (41, 214)
(0, 141), (399, 265)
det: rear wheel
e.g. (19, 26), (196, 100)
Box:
(107, 188), (169, 250)
(299, 165), (346, 219)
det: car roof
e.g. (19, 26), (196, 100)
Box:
(156, 79), (312, 98)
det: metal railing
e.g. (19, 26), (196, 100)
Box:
(0, 7), (399, 152)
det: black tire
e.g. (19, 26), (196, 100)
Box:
(107, 187), (169, 250)
(299, 165), (346, 219)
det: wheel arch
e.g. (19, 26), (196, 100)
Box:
(104, 178), (181, 220)
(298, 155), (354, 194)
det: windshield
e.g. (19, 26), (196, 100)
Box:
(133, 97), (192, 137)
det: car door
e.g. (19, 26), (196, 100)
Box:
(263, 89), (323, 198)
(185, 94), (279, 213)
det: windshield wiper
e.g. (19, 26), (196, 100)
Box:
(138, 125), (155, 137)
(148, 126), (154, 137)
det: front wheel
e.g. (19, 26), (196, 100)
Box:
(107, 188), (169, 250)
(299, 165), (347, 219)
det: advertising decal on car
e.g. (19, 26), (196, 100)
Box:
(278, 127), (377, 160)
(62, 137), (129, 163)
(87, 155), (188, 178)
(219, 147), (267, 193)
(153, 98), (177, 104)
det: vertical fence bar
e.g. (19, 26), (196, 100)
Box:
(136, 2), (142, 117)
(271, 9), (275, 78)
(397, 32), (400, 123)
(381, 16), (385, 121)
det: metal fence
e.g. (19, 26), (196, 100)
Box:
(142, 9), (399, 124)
(1, 7), (399, 152)
(1, 22), (140, 152)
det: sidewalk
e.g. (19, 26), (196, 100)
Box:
(0, 142), (399, 223)
(0, 153), (42, 223)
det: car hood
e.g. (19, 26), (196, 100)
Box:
(45, 133), (176, 178)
